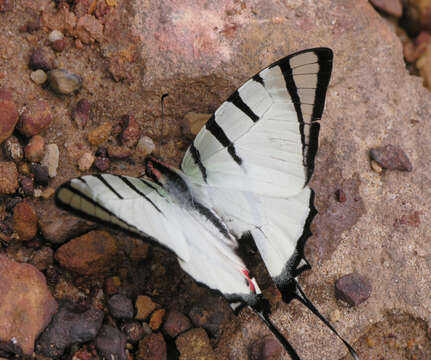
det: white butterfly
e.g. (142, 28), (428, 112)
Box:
(56, 48), (358, 359)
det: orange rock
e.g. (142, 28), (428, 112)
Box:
(25, 135), (45, 162)
(87, 122), (112, 145)
(176, 328), (217, 360)
(18, 101), (52, 137)
(135, 295), (157, 321)
(13, 201), (38, 241)
(149, 309), (166, 331)
(0, 88), (19, 145)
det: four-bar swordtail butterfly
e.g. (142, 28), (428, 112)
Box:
(55, 48), (359, 359)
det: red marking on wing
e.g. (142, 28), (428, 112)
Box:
(241, 269), (256, 293)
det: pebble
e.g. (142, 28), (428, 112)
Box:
(0, 161), (18, 194)
(369, 144), (412, 171)
(108, 294), (135, 320)
(30, 69), (48, 85)
(137, 332), (167, 360)
(3, 136), (23, 162)
(41, 143), (59, 178)
(335, 272), (372, 306)
(94, 156), (110, 171)
(135, 295), (157, 321)
(52, 39), (66, 52)
(25, 135), (45, 162)
(95, 325), (127, 360)
(370, 159), (383, 174)
(48, 69), (82, 95)
(18, 101), (52, 137)
(149, 309), (166, 331)
(78, 152), (95, 171)
(107, 144), (132, 159)
(48, 30), (64, 42)
(19, 176), (34, 196)
(0, 255), (58, 356)
(39, 212), (96, 245)
(104, 276), (121, 296)
(30, 246), (54, 271)
(55, 230), (118, 275)
(36, 302), (103, 358)
(87, 122), (112, 145)
(29, 47), (54, 71)
(121, 114), (141, 148)
(335, 188), (347, 203)
(30, 163), (49, 186)
(12, 201), (38, 241)
(249, 335), (282, 360)
(72, 98), (91, 129)
(162, 310), (192, 338)
(0, 88), (19, 145)
(135, 136), (155, 158)
(121, 321), (144, 344)
(176, 328), (216, 360)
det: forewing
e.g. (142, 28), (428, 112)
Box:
(181, 48), (333, 198)
(55, 174), (190, 261)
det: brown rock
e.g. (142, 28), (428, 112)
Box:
(29, 47), (55, 72)
(94, 156), (110, 171)
(39, 211), (96, 244)
(369, 0), (402, 18)
(369, 144), (413, 171)
(149, 309), (166, 331)
(107, 145), (132, 159)
(135, 295), (157, 321)
(30, 246), (54, 271)
(76, 14), (104, 44)
(72, 98), (92, 129)
(55, 230), (118, 275)
(104, 276), (121, 296)
(18, 101), (53, 137)
(25, 135), (45, 162)
(249, 335), (283, 360)
(0, 162), (18, 194)
(88, 122), (112, 145)
(176, 328), (217, 360)
(0, 254), (57, 355)
(0, 88), (19, 145)
(335, 272), (372, 306)
(137, 332), (167, 360)
(121, 114), (141, 148)
(52, 39), (66, 52)
(2, 136), (23, 162)
(13, 201), (38, 241)
(126, 238), (150, 262)
(335, 188), (346, 202)
(48, 69), (82, 95)
(162, 310), (192, 338)
(121, 321), (144, 344)
(19, 176), (34, 196)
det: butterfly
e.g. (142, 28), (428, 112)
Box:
(55, 48), (358, 359)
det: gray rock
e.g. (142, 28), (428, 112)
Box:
(95, 325), (127, 360)
(107, 294), (134, 319)
(48, 69), (82, 95)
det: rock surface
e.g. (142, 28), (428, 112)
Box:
(95, 325), (127, 360)
(176, 328), (217, 360)
(137, 332), (167, 360)
(0, 255), (57, 355)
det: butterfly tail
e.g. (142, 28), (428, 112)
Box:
(289, 280), (360, 360)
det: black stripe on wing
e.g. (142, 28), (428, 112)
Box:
(190, 144), (208, 183)
(227, 90), (259, 123)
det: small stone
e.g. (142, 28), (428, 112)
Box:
(55, 230), (119, 275)
(149, 309), (166, 331)
(135, 295), (157, 321)
(369, 144), (412, 171)
(370, 159), (383, 174)
(104, 276), (121, 296)
(94, 156), (110, 171)
(3, 136), (23, 162)
(0, 255), (58, 356)
(249, 335), (282, 360)
(108, 294), (134, 320)
(121, 114), (141, 148)
(18, 101), (53, 137)
(30, 246), (54, 271)
(95, 325), (127, 360)
(0, 88), (19, 145)
(72, 99), (91, 129)
(41, 187), (56, 199)
(369, 0), (402, 18)
(29, 47), (54, 71)
(107, 145), (132, 159)
(48, 30), (64, 42)
(121, 321), (144, 344)
(41, 143), (59, 178)
(78, 152), (95, 171)
(30, 163), (49, 186)
(48, 69), (82, 95)
(137, 332), (167, 360)
(12, 201), (38, 241)
(36, 302), (103, 358)
(135, 136), (155, 158)
(87, 122), (112, 145)
(335, 272), (372, 306)
(176, 328), (216, 360)
(52, 39), (66, 52)
(25, 135), (45, 162)
(182, 112), (211, 136)
(335, 188), (346, 202)
(162, 311), (192, 338)
(76, 14), (104, 44)
(19, 176), (34, 196)
(0, 161), (18, 194)
(30, 69), (48, 85)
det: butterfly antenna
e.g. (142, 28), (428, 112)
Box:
(158, 93), (169, 157)
(291, 280), (359, 360)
